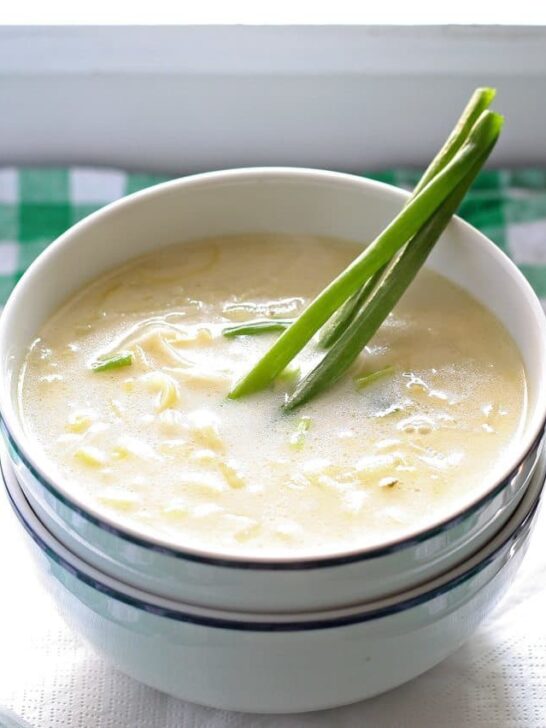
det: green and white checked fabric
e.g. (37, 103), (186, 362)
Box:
(1, 167), (546, 307)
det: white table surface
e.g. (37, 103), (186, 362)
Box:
(0, 481), (545, 728)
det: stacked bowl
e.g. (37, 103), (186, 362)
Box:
(1, 169), (545, 713)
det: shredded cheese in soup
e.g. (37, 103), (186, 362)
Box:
(19, 234), (527, 556)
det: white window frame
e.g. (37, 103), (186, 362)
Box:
(0, 26), (545, 171)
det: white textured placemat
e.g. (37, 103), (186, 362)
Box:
(0, 488), (545, 728)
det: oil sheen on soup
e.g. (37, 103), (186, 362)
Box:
(19, 234), (527, 557)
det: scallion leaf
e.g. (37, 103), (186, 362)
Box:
(91, 351), (133, 372)
(222, 319), (293, 338)
(320, 87), (496, 351)
(229, 108), (503, 401)
(284, 138), (500, 411)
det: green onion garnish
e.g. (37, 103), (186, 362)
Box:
(412, 87), (496, 197)
(222, 319), (293, 338)
(229, 89), (502, 409)
(355, 365), (395, 390)
(321, 87), (496, 351)
(91, 351), (133, 372)
(284, 150), (496, 411)
(319, 265), (386, 349)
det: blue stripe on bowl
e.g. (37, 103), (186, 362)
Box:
(2, 454), (543, 632)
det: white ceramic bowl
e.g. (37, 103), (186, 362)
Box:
(1, 169), (545, 612)
(2, 447), (544, 713)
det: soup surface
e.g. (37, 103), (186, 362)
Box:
(19, 234), (527, 557)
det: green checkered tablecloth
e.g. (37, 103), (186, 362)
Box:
(1, 167), (546, 307)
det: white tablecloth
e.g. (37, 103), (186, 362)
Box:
(1, 489), (545, 728)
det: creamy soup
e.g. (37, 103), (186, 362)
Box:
(19, 234), (527, 557)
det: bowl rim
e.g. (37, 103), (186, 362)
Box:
(2, 447), (544, 631)
(1, 166), (546, 568)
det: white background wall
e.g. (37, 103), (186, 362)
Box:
(0, 26), (545, 174)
